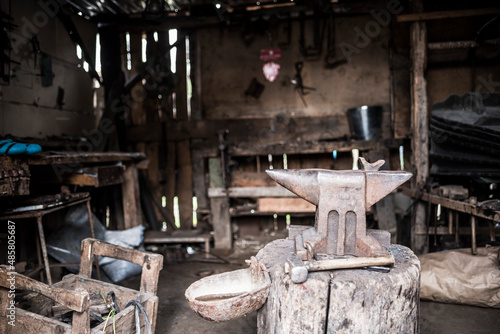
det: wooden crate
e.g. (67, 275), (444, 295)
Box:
(0, 238), (163, 333)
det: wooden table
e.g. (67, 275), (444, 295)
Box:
(402, 187), (499, 254)
(0, 193), (96, 285)
(1, 151), (146, 229)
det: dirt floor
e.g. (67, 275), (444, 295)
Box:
(121, 230), (500, 334)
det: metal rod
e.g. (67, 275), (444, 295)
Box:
(35, 235), (44, 282)
(36, 216), (52, 285)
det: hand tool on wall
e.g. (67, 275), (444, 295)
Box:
(299, 8), (326, 60)
(30, 35), (41, 68)
(290, 61), (315, 107)
(325, 15), (348, 69)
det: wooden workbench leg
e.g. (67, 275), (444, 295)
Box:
(122, 164), (142, 229)
(471, 216), (477, 255)
(489, 221), (496, 242)
(0, 288), (8, 333)
(205, 237), (210, 259)
(35, 235), (44, 282)
(448, 210), (453, 235)
(36, 216), (52, 285)
(210, 197), (232, 250)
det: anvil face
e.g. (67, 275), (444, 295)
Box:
(266, 167), (412, 258)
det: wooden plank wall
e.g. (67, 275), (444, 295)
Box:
(121, 13), (399, 231)
(123, 29), (195, 230)
(199, 15), (391, 120)
(0, 0), (97, 138)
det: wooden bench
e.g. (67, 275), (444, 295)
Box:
(143, 230), (213, 258)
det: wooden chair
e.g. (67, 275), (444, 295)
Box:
(0, 238), (163, 333)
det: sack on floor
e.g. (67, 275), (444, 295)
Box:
(419, 246), (500, 308)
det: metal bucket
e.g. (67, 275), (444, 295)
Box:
(185, 258), (271, 322)
(347, 105), (383, 141)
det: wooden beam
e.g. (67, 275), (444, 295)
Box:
(231, 171), (276, 187)
(31, 165), (124, 187)
(26, 152), (145, 165)
(409, 8), (429, 254)
(414, 226), (499, 235)
(122, 164), (142, 228)
(397, 7), (500, 23)
(229, 139), (383, 156)
(126, 116), (351, 144)
(402, 187), (500, 222)
(428, 39), (500, 50)
(208, 186), (296, 198)
(257, 198), (316, 213)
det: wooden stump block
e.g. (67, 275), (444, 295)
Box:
(256, 239), (420, 334)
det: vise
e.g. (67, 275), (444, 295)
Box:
(266, 158), (412, 283)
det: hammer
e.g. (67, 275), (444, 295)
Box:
(284, 253), (395, 284)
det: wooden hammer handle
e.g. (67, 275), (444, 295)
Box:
(305, 255), (395, 272)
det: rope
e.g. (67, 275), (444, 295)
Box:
(125, 295), (152, 334)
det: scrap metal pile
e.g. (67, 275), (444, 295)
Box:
(430, 92), (500, 181)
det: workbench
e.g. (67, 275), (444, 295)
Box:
(0, 151), (146, 229)
(206, 139), (402, 250)
(0, 192), (96, 285)
(402, 187), (499, 254)
(143, 230), (213, 258)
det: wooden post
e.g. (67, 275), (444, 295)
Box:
(210, 197), (232, 250)
(189, 32), (209, 213)
(192, 149), (209, 212)
(209, 157), (232, 249)
(97, 25), (127, 152)
(410, 8), (429, 254)
(122, 164), (142, 228)
(175, 32), (194, 229)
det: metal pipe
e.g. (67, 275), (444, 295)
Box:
(37, 216), (52, 285)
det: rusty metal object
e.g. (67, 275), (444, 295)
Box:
(267, 158), (412, 282)
(185, 256), (271, 322)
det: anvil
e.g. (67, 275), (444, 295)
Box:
(266, 158), (412, 261)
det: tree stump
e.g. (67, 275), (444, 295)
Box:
(256, 239), (420, 334)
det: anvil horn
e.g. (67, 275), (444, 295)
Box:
(365, 171), (412, 207)
(265, 169), (320, 205)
